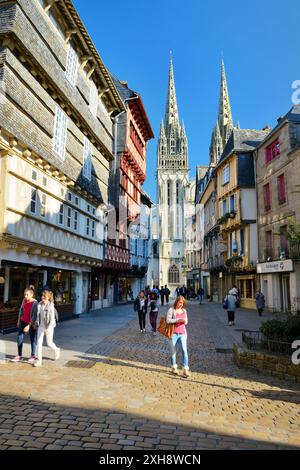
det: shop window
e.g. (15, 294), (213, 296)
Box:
(51, 270), (76, 305)
(0, 270), (5, 305)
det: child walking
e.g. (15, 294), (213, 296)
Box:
(33, 290), (60, 367)
(11, 286), (38, 363)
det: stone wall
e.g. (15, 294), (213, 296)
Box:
(233, 344), (300, 383)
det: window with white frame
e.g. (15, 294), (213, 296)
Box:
(83, 138), (92, 181)
(92, 220), (95, 238)
(58, 204), (64, 225)
(222, 164), (230, 185)
(30, 188), (37, 214)
(67, 192), (72, 203)
(42, 176), (47, 187)
(89, 80), (98, 117)
(32, 170), (37, 181)
(86, 217), (90, 236)
(74, 211), (78, 231)
(53, 107), (68, 160)
(40, 193), (47, 218)
(65, 43), (78, 86)
(67, 207), (72, 228)
(75, 196), (79, 207)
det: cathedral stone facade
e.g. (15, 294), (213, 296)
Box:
(156, 56), (189, 290)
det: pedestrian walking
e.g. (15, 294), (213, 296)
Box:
(33, 290), (60, 367)
(160, 286), (165, 306)
(198, 287), (204, 304)
(11, 286), (39, 363)
(255, 290), (265, 317)
(134, 290), (148, 333)
(164, 285), (170, 304)
(149, 292), (159, 335)
(166, 295), (191, 377)
(224, 290), (237, 326)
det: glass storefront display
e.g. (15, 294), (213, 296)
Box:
(50, 270), (76, 305)
(118, 278), (133, 303)
(0, 269), (5, 307)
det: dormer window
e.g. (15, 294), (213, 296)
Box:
(265, 139), (280, 164)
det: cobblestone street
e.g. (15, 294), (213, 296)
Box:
(0, 301), (300, 450)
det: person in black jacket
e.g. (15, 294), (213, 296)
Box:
(134, 290), (148, 333)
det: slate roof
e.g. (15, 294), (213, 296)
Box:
(219, 128), (270, 164)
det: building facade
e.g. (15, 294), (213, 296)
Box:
(94, 76), (153, 306)
(0, 0), (124, 330)
(215, 128), (269, 308)
(156, 56), (189, 292)
(256, 106), (300, 314)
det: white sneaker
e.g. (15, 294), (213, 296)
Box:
(143, 329), (146, 334)
(33, 361), (42, 367)
(171, 366), (179, 375)
(55, 348), (60, 360)
(183, 368), (191, 378)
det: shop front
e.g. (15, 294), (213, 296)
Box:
(257, 259), (294, 313)
(235, 274), (257, 309)
(0, 261), (81, 332)
(47, 268), (77, 320)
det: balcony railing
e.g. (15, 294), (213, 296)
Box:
(262, 245), (299, 262)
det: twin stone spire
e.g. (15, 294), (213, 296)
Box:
(158, 55), (234, 171)
(158, 55), (188, 170)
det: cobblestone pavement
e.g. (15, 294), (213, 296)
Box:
(0, 302), (299, 450)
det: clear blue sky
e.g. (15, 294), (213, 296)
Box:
(74, 0), (300, 202)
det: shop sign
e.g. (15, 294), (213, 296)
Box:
(257, 259), (294, 274)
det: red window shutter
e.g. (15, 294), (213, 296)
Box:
(278, 174), (286, 204)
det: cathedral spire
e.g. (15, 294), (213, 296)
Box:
(164, 52), (180, 134)
(218, 60), (233, 146)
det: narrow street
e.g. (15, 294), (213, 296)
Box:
(0, 301), (299, 450)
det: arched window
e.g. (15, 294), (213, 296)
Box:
(168, 265), (180, 284)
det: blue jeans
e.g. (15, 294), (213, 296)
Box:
(170, 333), (189, 369)
(17, 321), (37, 356)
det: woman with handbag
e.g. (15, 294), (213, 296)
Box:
(166, 296), (190, 377)
(134, 290), (148, 333)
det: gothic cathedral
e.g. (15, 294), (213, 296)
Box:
(156, 55), (189, 290)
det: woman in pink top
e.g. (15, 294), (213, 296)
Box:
(166, 296), (190, 377)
